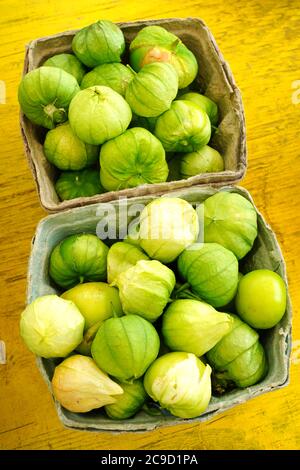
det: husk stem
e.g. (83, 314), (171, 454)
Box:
(126, 64), (137, 76)
(172, 283), (205, 302)
(171, 38), (181, 50)
(43, 103), (67, 125)
(173, 282), (190, 295)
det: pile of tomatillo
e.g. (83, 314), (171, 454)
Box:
(20, 193), (287, 419)
(18, 20), (223, 201)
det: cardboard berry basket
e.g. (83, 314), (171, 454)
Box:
(27, 186), (291, 432)
(20, 17), (246, 213)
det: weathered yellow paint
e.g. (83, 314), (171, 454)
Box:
(0, 0), (300, 450)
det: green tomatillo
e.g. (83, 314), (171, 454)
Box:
(61, 282), (123, 330)
(107, 242), (149, 284)
(81, 63), (135, 96)
(203, 191), (258, 260)
(100, 127), (168, 191)
(68, 86), (132, 145)
(144, 352), (211, 419)
(129, 25), (198, 89)
(43, 53), (86, 84)
(44, 123), (99, 171)
(154, 100), (211, 152)
(55, 169), (104, 201)
(91, 314), (160, 381)
(235, 269), (287, 329)
(162, 299), (234, 356)
(49, 233), (108, 289)
(178, 92), (219, 126)
(105, 379), (147, 419)
(20, 295), (84, 358)
(114, 259), (176, 323)
(138, 197), (199, 263)
(125, 62), (178, 117)
(206, 314), (268, 389)
(18, 66), (80, 129)
(177, 243), (239, 308)
(179, 145), (224, 178)
(72, 20), (125, 67)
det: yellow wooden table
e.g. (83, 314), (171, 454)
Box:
(0, 0), (300, 450)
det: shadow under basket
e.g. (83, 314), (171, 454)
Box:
(27, 185), (291, 432)
(20, 17), (246, 213)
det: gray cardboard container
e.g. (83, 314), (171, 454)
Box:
(20, 17), (246, 213)
(27, 186), (291, 432)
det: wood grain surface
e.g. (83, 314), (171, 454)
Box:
(0, 0), (300, 450)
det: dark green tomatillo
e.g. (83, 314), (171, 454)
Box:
(55, 169), (104, 201)
(49, 233), (108, 289)
(206, 314), (268, 389)
(105, 379), (147, 419)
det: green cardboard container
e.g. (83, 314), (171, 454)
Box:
(27, 186), (292, 432)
